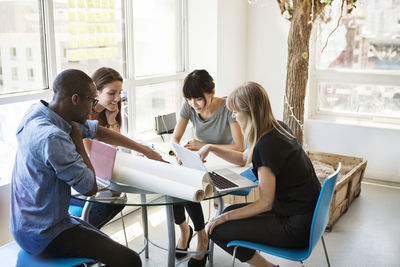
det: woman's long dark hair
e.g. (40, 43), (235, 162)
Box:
(91, 67), (123, 127)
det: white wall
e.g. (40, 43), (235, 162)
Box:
(188, 0), (248, 98)
(247, 2), (289, 120)
(188, 0), (218, 78)
(216, 0), (248, 98)
(305, 120), (400, 182)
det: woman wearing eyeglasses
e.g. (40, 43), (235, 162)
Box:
(69, 67), (126, 229)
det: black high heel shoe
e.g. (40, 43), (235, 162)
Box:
(175, 225), (193, 258)
(187, 244), (209, 267)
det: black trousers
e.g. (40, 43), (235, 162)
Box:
(173, 202), (205, 231)
(210, 203), (314, 262)
(70, 197), (125, 229)
(40, 217), (141, 267)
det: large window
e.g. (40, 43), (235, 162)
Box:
(133, 0), (185, 77)
(53, 0), (125, 75)
(310, 0), (400, 121)
(0, 0), (46, 95)
(0, 0), (187, 184)
(132, 0), (185, 132)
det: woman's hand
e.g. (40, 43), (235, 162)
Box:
(198, 144), (211, 162)
(175, 155), (182, 165)
(208, 213), (229, 235)
(105, 107), (119, 127)
(184, 139), (205, 151)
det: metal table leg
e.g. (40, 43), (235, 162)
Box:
(141, 194), (149, 259)
(208, 195), (224, 267)
(165, 203), (176, 267)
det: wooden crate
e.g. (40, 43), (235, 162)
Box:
(218, 151), (367, 231)
(308, 151), (367, 230)
(217, 186), (260, 205)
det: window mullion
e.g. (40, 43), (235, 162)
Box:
(124, 0), (136, 135)
(42, 0), (57, 91)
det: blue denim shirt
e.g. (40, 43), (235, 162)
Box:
(10, 100), (98, 255)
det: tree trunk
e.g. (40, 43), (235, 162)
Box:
(283, 0), (313, 145)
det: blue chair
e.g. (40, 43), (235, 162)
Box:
(68, 204), (84, 217)
(227, 163), (341, 267)
(0, 241), (96, 267)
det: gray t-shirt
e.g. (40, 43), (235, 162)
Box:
(180, 100), (236, 144)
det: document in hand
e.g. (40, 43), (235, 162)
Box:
(112, 151), (213, 202)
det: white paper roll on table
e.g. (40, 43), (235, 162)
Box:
(112, 151), (212, 202)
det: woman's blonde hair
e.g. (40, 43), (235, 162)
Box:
(227, 82), (294, 164)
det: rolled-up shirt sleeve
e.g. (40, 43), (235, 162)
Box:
(80, 119), (98, 139)
(44, 132), (95, 194)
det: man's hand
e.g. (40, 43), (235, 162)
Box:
(70, 121), (83, 146)
(143, 146), (168, 163)
(184, 139), (205, 151)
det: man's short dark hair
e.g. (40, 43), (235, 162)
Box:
(53, 69), (93, 97)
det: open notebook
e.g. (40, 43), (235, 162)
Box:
(89, 140), (117, 190)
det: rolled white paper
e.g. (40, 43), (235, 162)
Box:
(112, 151), (213, 202)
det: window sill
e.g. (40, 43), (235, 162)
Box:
(307, 115), (400, 131)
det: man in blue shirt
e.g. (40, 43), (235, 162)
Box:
(10, 69), (163, 266)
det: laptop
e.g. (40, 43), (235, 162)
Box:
(89, 140), (117, 190)
(171, 142), (258, 194)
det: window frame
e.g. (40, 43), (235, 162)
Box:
(308, 20), (400, 126)
(124, 0), (189, 134)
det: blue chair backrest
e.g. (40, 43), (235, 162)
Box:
(308, 163), (341, 255)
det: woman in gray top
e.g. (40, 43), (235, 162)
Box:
(172, 69), (244, 266)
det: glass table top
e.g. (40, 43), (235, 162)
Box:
(71, 181), (229, 206)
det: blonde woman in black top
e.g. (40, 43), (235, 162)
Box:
(198, 82), (321, 267)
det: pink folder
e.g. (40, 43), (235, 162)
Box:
(89, 140), (117, 184)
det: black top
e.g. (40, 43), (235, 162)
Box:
(251, 122), (321, 216)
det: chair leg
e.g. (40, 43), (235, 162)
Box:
(231, 246), (238, 267)
(321, 236), (331, 267)
(120, 211), (128, 247)
(300, 261), (305, 267)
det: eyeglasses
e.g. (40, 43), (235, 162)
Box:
(80, 95), (99, 107)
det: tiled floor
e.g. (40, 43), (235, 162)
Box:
(102, 180), (400, 266)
